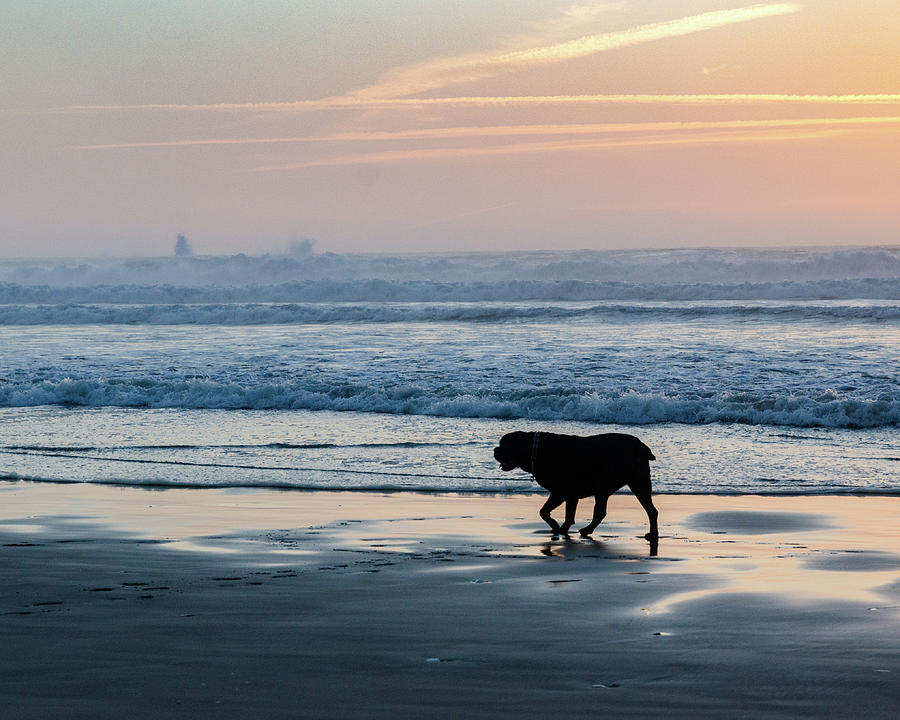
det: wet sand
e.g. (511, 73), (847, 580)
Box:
(1, 481), (898, 718)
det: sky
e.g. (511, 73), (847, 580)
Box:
(1, 0), (899, 257)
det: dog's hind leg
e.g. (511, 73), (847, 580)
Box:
(539, 493), (564, 534)
(578, 494), (608, 537)
(559, 497), (579, 535)
(628, 468), (659, 539)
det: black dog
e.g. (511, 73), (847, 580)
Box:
(494, 431), (658, 538)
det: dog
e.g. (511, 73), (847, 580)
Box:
(493, 431), (658, 538)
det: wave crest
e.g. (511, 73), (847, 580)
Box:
(1, 378), (895, 428)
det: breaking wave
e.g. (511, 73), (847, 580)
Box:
(1, 378), (896, 428)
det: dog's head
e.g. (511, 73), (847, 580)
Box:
(493, 431), (532, 472)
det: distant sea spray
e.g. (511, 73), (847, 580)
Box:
(1, 246), (898, 299)
(1, 245), (897, 323)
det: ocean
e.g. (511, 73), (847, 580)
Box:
(1, 246), (897, 496)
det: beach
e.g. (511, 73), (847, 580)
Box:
(2, 481), (898, 718)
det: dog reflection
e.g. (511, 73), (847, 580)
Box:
(540, 535), (658, 558)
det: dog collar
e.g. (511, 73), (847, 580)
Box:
(530, 432), (540, 475)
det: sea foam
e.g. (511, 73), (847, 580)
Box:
(1, 377), (896, 428)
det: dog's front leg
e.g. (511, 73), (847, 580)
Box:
(539, 493), (564, 533)
(558, 497), (578, 535)
(579, 494), (608, 537)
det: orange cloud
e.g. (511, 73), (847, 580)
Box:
(249, 128), (848, 171)
(63, 93), (900, 114)
(71, 116), (900, 151)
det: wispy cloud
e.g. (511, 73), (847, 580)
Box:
(63, 3), (808, 114)
(397, 93), (900, 107)
(498, 3), (626, 49)
(62, 93), (900, 114)
(71, 116), (900, 151)
(249, 129), (848, 171)
(347, 3), (801, 100)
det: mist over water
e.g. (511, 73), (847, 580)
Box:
(2, 246), (898, 301)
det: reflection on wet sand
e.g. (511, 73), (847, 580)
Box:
(2, 483), (898, 717)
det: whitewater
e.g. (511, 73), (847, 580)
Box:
(0, 246), (897, 495)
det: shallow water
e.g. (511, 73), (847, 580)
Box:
(0, 407), (896, 494)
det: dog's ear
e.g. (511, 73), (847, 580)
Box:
(498, 431), (520, 447)
(507, 431), (532, 461)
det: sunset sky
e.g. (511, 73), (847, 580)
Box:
(2, 1), (899, 256)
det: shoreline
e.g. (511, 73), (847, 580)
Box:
(3, 475), (899, 497)
(2, 481), (898, 718)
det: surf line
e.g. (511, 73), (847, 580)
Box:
(0, 448), (529, 482)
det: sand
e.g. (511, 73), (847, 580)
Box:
(1, 481), (898, 719)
